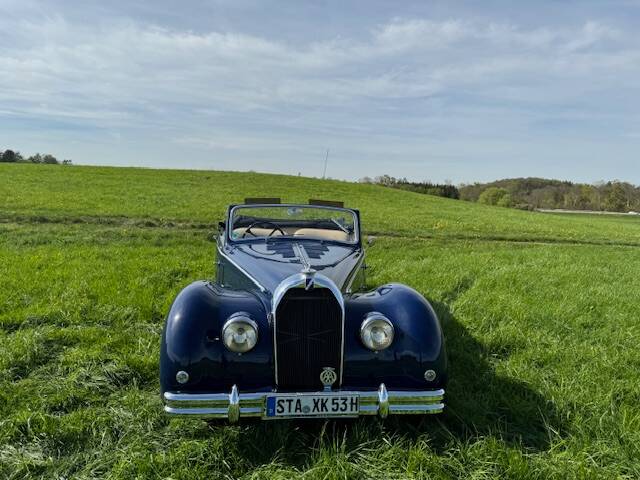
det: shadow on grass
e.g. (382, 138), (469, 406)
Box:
(412, 277), (566, 451)
(197, 280), (566, 471)
(424, 301), (565, 450)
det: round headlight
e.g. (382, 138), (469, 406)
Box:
(360, 313), (394, 351)
(222, 314), (258, 353)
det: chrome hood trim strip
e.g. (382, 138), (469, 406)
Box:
(217, 243), (268, 293)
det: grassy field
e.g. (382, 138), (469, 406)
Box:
(3, 164), (640, 246)
(1, 163), (640, 479)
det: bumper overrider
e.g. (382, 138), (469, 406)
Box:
(163, 384), (445, 422)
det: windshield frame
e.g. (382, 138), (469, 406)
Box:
(226, 204), (361, 246)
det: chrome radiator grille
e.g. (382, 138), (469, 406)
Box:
(275, 288), (342, 390)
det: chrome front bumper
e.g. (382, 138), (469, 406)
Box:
(163, 384), (445, 422)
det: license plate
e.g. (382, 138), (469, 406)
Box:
(265, 394), (359, 418)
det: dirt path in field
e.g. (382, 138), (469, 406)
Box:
(2, 212), (640, 249)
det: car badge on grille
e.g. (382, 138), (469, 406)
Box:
(320, 367), (337, 391)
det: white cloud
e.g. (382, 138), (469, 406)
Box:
(1, 3), (639, 182)
(1, 14), (634, 121)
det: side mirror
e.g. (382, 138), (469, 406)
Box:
(366, 236), (376, 247)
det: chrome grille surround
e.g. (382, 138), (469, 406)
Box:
(272, 272), (345, 389)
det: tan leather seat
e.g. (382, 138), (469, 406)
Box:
(233, 227), (350, 241)
(293, 228), (349, 241)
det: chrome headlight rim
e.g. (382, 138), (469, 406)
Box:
(360, 312), (394, 351)
(222, 313), (259, 353)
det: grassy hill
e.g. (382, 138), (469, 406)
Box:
(1, 163), (639, 478)
(3, 164), (640, 245)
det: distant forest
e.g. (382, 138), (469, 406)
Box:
(459, 178), (640, 212)
(360, 175), (640, 213)
(359, 175), (460, 200)
(0, 148), (71, 165)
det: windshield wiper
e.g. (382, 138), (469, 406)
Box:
(331, 218), (350, 233)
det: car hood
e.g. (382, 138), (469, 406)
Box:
(221, 240), (364, 294)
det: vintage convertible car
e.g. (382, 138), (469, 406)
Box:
(160, 199), (447, 421)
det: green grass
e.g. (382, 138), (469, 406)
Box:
(3, 163), (640, 245)
(1, 163), (640, 478)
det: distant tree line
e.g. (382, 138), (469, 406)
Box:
(0, 148), (72, 165)
(359, 175), (460, 199)
(459, 177), (640, 212)
(358, 174), (639, 212)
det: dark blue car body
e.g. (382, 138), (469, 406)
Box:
(160, 202), (447, 421)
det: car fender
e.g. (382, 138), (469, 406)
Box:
(343, 283), (447, 389)
(160, 281), (272, 394)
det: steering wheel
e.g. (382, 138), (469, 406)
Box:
(242, 220), (286, 238)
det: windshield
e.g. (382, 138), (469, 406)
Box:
(229, 205), (358, 244)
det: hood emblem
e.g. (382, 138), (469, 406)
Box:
(320, 367), (337, 391)
(293, 243), (316, 290)
(304, 268), (316, 290)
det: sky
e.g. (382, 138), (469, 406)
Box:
(1, 0), (639, 184)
